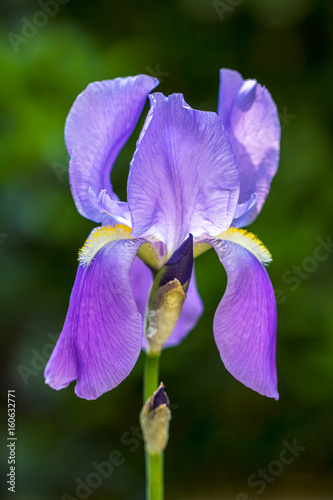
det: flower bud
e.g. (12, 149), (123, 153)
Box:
(145, 235), (193, 354)
(159, 233), (193, 292)
(146, 278), (185, 353)
(140, 383), (171, 454)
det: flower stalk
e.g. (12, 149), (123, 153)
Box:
(146, 451), (164, 500)
(142, 359), (171, 500)
(143, 356), (164, 500)
(144, 352), (160, 405)
(141, 234), (195, 498)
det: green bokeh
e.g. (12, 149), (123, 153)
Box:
(1, 1), (333, 499)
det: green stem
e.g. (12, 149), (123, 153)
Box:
(146, 451), (163, 500)
(143, 352), (164, 500)
(144, 352), (160, 403)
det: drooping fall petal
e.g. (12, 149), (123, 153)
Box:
(45, 236), (144, 400)
(209, 234), (278, 399)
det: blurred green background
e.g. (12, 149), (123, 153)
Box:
(1, 0), (333, 499)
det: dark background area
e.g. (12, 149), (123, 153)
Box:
(1, 0), (333, 498)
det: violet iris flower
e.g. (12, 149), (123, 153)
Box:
(45, 70), (280, 401)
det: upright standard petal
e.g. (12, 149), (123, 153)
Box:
(65, 75), (159, 222)
(128, 93), (240, 254)
(45, 236), (144, 400)
(218, 69), (280, 226)
(209, 233), (278, 399)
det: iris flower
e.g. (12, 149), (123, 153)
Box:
(45, 70), (280, 401)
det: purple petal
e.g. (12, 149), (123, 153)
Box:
(130, 255), (153, 319)
(209, 238), (278, 399)
(65, 75), (159, 222)
(152, 384), (169, 409)
(159, 234), (193, 289)
(128, 93), (239, 254)
(232, 193), (257, 222)
(44, 238), (144, 400)
(218, 69), (280, 226)
(88, 189), (131, 226)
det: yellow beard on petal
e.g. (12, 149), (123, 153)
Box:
(217, 227), (272, 265)
(78, 224), (131, 267)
